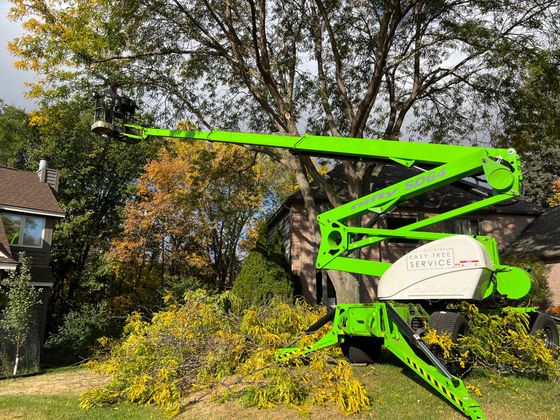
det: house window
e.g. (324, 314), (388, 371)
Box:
(1, 214), (45, 248)
(452, 219), (480, 235)
(386, 216), (419, 244)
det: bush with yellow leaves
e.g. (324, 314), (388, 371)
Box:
(80, 290), (370, 416)
(424, 304), (560, 380)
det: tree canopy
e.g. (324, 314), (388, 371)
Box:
(8, 0), (560, 301)
(110, 135), (287, 294)
(27, 99), (156, 338)
(493, 50), (560, 206)
(0, 101), (40, 169)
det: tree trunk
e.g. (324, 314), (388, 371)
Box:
(327, 270), (360, 303)
(13, 348), (19, 376)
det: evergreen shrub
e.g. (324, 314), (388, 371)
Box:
(232, 227), (296, 307)
(45, 302), (111, 356)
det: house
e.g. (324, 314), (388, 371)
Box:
(0, 160), (64, 373)
(267, 163), (544, 304)
(507, 206), (560, 306)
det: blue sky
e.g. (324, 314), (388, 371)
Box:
(0, 3), (37, 110)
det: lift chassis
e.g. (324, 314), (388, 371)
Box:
(91, 96), (559, 419)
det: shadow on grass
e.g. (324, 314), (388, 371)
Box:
(356, 348), (476, 416)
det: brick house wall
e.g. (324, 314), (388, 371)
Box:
(279, 203), (537, 304)
(546, 262), (560, 306)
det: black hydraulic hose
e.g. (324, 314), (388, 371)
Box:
(385, 303), (459, 387)
(305, 310), (335, 333)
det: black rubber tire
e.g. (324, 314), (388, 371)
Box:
(427, 311), (470, 376)
(341, 336), (383, 364)
(530, 313), (559, 350)
(428, 311), (468, 340)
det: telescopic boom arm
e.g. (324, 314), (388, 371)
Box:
(114, 123), (525, 296)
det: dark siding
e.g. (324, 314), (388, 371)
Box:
(270, 212), (291, 261)
(10, 247), (49, 267)
(45, 169), (59, 192)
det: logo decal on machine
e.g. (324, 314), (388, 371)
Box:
(456, 259), (480, 268)
(406, 248), (455, 271)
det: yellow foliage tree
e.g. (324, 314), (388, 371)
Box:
(548, 178), (560, 207)
(109, 138), (289, 296)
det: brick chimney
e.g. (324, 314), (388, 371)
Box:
(36, 159), (60, 192)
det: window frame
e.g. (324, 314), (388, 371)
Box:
(1, 213), (46, 249)
(451, 218), (481, 236)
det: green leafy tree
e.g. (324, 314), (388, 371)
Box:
(0, 100), (40, 169)
(8, 0), (559, 302)
(0, 253), (41, 376)
(493, 50), (560, 206)
(233, 227), (296, 306)
(29, 100), (157, 336)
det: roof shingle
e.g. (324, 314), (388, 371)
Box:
(507, 206), (560, 260)
(0, 167), (64, 216)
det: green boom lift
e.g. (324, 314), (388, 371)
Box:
(92, 91), (559, 419)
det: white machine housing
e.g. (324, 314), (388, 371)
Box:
(378, 236), (494, 301)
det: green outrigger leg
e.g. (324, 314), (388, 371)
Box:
(276, 303), (485, 420)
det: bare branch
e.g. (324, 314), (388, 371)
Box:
(301, 155), (341, 207)
(309, 2), (340, 136)
(313, 0), (355, 123)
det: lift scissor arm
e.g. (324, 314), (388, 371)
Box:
(121, 124), (523, 290)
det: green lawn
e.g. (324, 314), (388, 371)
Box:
(0, 394), (162, 420)
(353, 351), (560, 419)
(0, 359), (558, 419)
(0, 366), (164, 419)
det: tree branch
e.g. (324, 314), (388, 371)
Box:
(313, 0), (355, 123)
(301, 155), (341, 207)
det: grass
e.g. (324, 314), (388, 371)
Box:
(352, 352), (560, 419)
(0, 366), (164, 419)
(180, 349), (559, 419)
(0, 355), (558, 419)
(0, 395), (162, 419)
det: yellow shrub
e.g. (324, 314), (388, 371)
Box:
(81, 290), (370, 416)
(425, 304), (560, 380)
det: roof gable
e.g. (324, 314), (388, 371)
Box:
(0, 167), (64, 217)
(507, 206), (560, 260)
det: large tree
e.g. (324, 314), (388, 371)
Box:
(30, 100), (155, 327)
(8, 0), (559, 302)
(0, 100), (40, 169)
(492, 50), (560, 207)
(110, 137), (286, 293)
